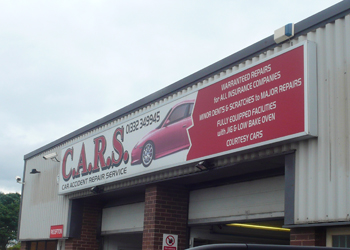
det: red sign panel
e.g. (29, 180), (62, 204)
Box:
(50, 225), (63, 238)
(187, 45), (307, 160)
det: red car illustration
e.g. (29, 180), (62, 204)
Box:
(131, 99), (195, 167)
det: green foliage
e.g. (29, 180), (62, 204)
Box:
(7, 242), (20, 250)
(0, 192), (20, 250)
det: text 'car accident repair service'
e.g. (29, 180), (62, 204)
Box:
(18, 1), (350, 250)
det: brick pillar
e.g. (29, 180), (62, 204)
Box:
(142, 184), (189, 250)
(65, 199), (102, 250)
(290, 227), (326, 246)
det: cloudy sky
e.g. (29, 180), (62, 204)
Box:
(0, 0), (342, 194)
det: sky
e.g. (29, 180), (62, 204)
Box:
(0, 0), (343, 194)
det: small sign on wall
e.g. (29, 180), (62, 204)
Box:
(163, 234), (178, 250)
(50, 225), (63, 238)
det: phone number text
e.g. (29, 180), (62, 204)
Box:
(125, 111), (161, 134)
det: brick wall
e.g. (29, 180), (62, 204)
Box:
(142, 184), (189, 250)
(65, 199), (102, 250)
(290, 227), (326, 246)
(20, 242), (29, 250)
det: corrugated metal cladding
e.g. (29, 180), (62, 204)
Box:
(19, 150), (70, 240)
(292, 14), (350, 224)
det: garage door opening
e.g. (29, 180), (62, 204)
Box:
(103, 233), (143, 250)
(190, 220), (290, 247)
(187, 154), (294, 247)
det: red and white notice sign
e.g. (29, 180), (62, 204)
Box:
(162, 234), (178, 250)
(50, 225), (63, 238)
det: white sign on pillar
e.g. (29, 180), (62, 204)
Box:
(162, 234), (178, 250)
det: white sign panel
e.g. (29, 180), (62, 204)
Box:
(59, 92), (197, 194)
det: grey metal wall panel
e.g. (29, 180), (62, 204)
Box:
(291, 14), (350, 224)
(19, 149), (70, 240)
(188, 176), (285, 225)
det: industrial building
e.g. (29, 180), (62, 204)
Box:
(18, 1), (350, 250)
